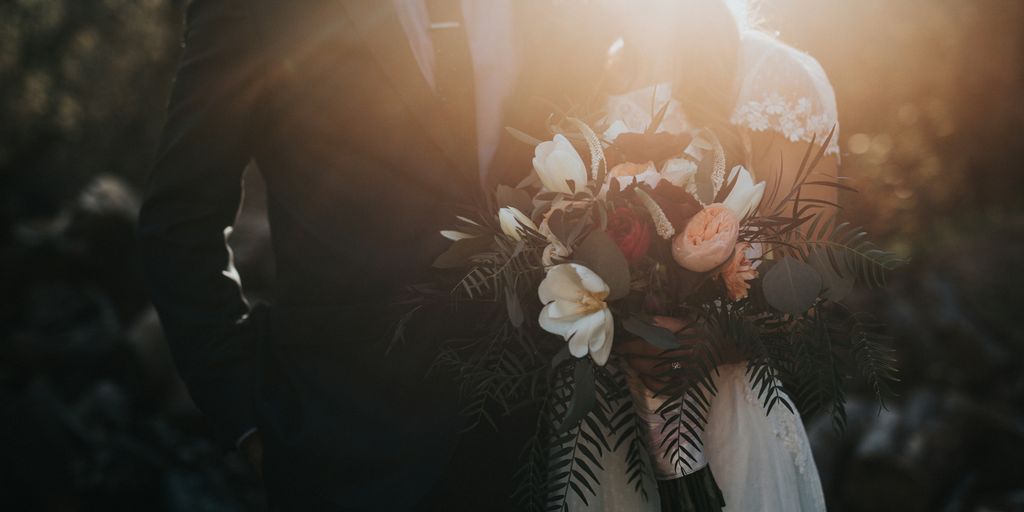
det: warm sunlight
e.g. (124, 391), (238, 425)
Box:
(3, 1), (1022, 511)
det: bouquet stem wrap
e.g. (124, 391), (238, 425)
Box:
(623, 363), (725, 511)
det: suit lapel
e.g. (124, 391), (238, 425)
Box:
(337, 0), (478, 182)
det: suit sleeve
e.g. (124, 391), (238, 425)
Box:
(138, 0), (267, 450)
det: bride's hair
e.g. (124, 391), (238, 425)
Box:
(666, 1), (742, 138)
(571, 0), (747, 161)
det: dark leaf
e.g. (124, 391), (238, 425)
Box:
(497, 184), (534, 215)
(551, 344), (572, 370)
(622, 316), (679, 350)
(612, 131), (692, 166)
(574, 229), (631, 301)
(432, 235), (493, 268)
(556, 359), (597, 434)
(505, 286), (525, 327)
(762, 256), (823, 314)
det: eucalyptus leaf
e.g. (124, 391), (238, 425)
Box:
(622, 316), (679, 349)
(575, 230), (631, 301)
(556, 359), (596, 434)
(762, 256), (823, 314)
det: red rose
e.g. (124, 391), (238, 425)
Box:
(607, 207), (652, 264)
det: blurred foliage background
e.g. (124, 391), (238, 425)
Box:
(1, 0), (1022, 510)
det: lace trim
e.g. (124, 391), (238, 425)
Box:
(731, 92), (840, 156)
(740, 371), (827, 511)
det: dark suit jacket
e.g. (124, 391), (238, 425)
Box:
(137, 0), (595, 509)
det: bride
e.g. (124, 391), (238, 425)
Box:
(562, 1), (839, 510)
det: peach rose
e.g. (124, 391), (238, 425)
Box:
(720, 242), (758, 301)
(671, 204), (739, 272)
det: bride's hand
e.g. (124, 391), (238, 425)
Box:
(615, 315), (741, 391)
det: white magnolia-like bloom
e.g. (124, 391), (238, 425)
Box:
(498, 207), (538, 241)
(723, 165), (766, 220)
(538, 263), (615, 366)
(533, 134), (588, 194)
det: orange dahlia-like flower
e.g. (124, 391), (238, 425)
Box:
(720, 242), (758, 301)
(671, 203), (739, 273)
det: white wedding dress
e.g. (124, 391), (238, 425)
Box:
(565, 31), (836, 512)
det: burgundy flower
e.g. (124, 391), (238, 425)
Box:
(607, 207), (652, 264)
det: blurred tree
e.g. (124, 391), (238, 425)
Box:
(762, 0), (1024, 245)
(0, 0), (186, 221)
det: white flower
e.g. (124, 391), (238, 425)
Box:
(537, 198), (587, 264)
(440, 230), (475, 241)
(722, 165), (766, 220)
(533, 134), (588, 194)
(661, 157), (698, 188)
(498, 207), (538, 241)
(542, 239), (572, 266)
(603, 119), (631, 141)
(538, 263), (615, 366)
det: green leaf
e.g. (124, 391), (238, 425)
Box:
(762, 256), (823, 314)
(505, 286), (524, 327)
(496, 184), (533, 215)
(575, 229), (631, 301)
(556, 359), (596, 434)
(622, 316), (679, 350)
(551, 344), (572, 370)
(432, 235), (492, 269)
(807, 247), (854, 302)
(547, 208), (570, 245)
(505, 126), (543, 147)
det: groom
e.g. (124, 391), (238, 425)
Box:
(139, 0), (571, 509)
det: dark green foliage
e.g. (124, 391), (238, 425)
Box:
(0, 0), (186, 216)
(428, 114), (905, 507)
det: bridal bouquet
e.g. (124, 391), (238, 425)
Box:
(410, 110), (901, 511)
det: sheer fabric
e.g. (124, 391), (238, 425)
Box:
(563, 31), (834, 512)
(730, 31), (840, 156)
(603, 31), (840, 156)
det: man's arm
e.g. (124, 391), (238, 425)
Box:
(138, 0), (266, 450)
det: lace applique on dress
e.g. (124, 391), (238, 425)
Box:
(603, 33), (840, 158)
(729, 31), (841, 156)
(740, 368), (828, 510)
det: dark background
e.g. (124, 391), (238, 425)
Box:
(1, 0), (1022, 510)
